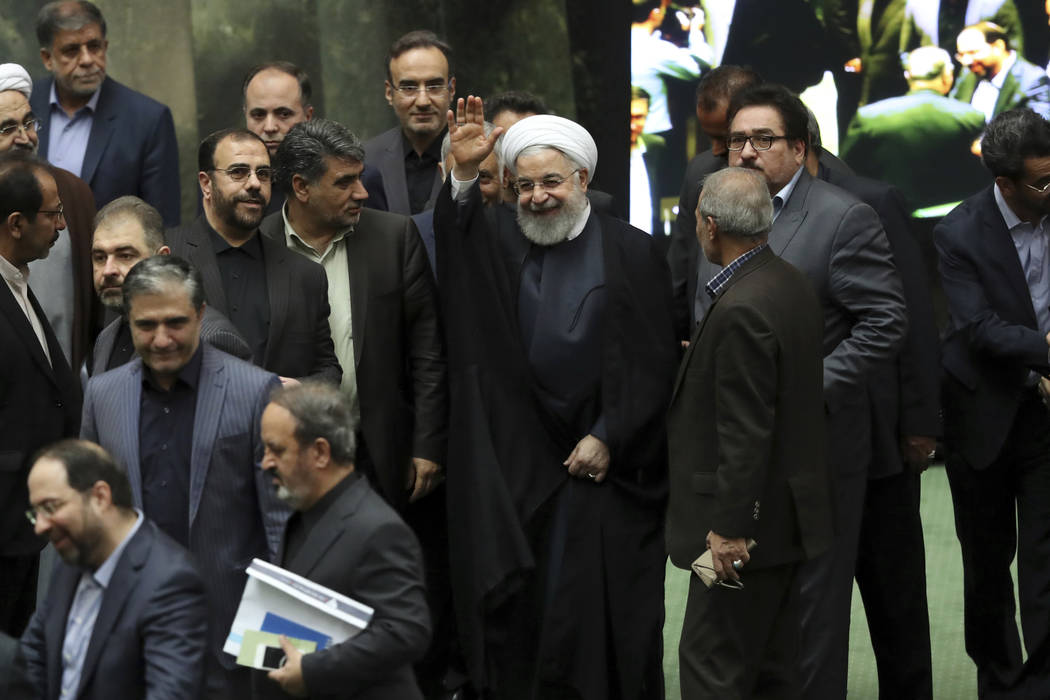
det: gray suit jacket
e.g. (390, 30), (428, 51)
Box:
(80, 344), (287, 666)
(21, 520), (209, 700)
(363, 127), (443, 216)
(694, 170), (908, 475)
(89, 306), (252, 377)
(256, 475), (430, 700)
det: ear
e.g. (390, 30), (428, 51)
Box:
(791, 138), (806, 165)
(384, 80), (394, 107)
(6, 211), (23, 237)
(198, 171), (212, 200)
(39, 47), (53, 73)
(577, 167), (590, 193)
(304, 105), (314, 121)
(312, 437), (332, 467)
(90, 480), (113, 509)
(448, 76), (456, 100)
(995, 175), (1016, 197)
(156, 245), (171, 256)
(291, 173), (310, 203)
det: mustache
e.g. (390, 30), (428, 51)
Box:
(234, 192), (266, 205)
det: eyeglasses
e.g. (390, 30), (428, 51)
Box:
(38, 203), (65, 220)
(391, 82), (450, 98)
(25, 498), (69, 526)
(212, 165), (273, 183)
(726, 134), (790, 152)
(513, 169), (579, 196)
(0, 118), (43, 138)
(1024, 181), (1050, 195)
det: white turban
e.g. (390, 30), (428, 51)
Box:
(498, 115), (598, 183)
(0, 64), (32, 100)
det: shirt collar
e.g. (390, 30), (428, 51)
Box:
(207, 223), (262, 258)
(142, 342), (204, 392)
(49, 81), (102, 114)
(0, 252), (28, 284)
(402, 129), (444, 162)
(705, 242), (768, 298)
(90, 510), (144, 588)
(990, 52), (1017, 89)
(772, 166), (804, 217)
(993, 182), (1049, 232)
(281, 203), (351, 260)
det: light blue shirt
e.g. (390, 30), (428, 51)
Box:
(772, 166), (804, 221)
(994, 183), (1050, 336)
(60, 510), (143, 699)
(47, 83), (101, 179)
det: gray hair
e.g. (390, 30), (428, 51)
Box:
(441, 121), (495, 164)
(268, 381), (357, 464)
(36, 1), (106, 48)
(698, 167), (773, 240)
(122, 255), (205, 312)
(94, 196), (165, 252)
(905, 47), (952, 82)
(273, 118), (365, 194)
(981, 108), (1050, 179)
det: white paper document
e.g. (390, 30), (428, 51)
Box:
(224, 558), (374, 661)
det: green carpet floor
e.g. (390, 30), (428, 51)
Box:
(662, 464), (985, 699)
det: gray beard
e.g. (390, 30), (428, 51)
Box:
(516, 189), (588, 247)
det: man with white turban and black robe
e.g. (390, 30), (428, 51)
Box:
(434, 96), (677, 699)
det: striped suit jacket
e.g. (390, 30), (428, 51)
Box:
(80, 344), (287, 667)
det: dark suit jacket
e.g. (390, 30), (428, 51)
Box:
(667, 247), (832, 570)
(951, 55), (1050, 119)
(822, 169), (942, 477)
(80, 345), (288, 666)
(167, 215), (341, 384)
(668, 148), (853, 340)
(49, 166), (101, 371)
(0, 279), (80, 557)
(260, 209), (446, 506)
(693, 171), (908, 477)
(935, 186), (1049, 469)
(31, 77), (181, 226)
(363, 127), (443, 216)
(88, 305), (252, 377)
(256, 475), (430, 700)
(841, 89), (987, 210)
(21, 519), (209, 700)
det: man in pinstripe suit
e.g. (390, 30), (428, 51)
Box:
(80, 255), (288, 698)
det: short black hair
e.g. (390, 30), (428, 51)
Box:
(727, 83), (809, 151)
(0, 151), (48, 223)
(387, 30), (454, 81)
(36, 1), (106, 48)
(198, 127), (268, 173)
(486, 90), (550, 119)
(697, 65), (764, 113)
(242, 61), (312, 110)
(981, 108), (1050, 179)
(34, 439), (133, 510)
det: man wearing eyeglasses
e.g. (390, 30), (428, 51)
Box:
(364, 30), (455, 216)
(166, 128), (340, 386)
(0, 62), (101, 375)
(691, 84), (907, 699)
(29, 1), (181, 227)
(951, 21), (1050, 121)
(935, 109), (1050, 698)
(0, 151), (80, 638)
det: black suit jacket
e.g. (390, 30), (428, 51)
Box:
(363, 127), (443, 216)
(935, 186), (1049, 469)
(0, 279), (80, 556)
(257, 475), (430, 700)
(167, 216), (341, 384)
(21, 519), (209, 700)
(31, 77), (181, 226)
(821, 169), (941, 477)
(667, 247), (832, 570)
(260, 209), (447, 506)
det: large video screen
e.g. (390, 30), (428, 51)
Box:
(629, 0), (1050, 240)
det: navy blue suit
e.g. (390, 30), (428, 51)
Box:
(936, 186), (1050, 697)
(21, 519), (209, 700)
(31, 76), (181, 226)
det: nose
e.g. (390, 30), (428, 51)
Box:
(77, 45), (95, 66)
(101, 255), (120, 277)
(413, 88), (433, 106)
(33, 512), (51, 536)
(529, 186), (550, 205)
(153, 326), (175, 350)
(352, 179), (369, 201)
(262, 114), (278, 135)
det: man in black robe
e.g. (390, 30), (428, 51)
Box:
(434, 97), (677, 699)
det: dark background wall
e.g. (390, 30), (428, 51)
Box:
(0, 0), (630, 223)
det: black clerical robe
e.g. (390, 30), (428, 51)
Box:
(435, 181), (677, 699)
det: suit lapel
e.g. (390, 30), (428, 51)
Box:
(345, 228), (368, 367)
(380, 135), (411, 215)
(261, 234), (290, 369)
(189, 346), (226, 529)
(0, 282), (58, 381)
(76, 523), (151, 697)
(92, 318), (120, 376)
(80, 79), (117, 187)
(121, 362), (145, 505)
(994, 67), (1021, 117)
(286, 478), (365, 576)
(980, 189), (1037, 323)
(185, 218), (229, 313)
(44, 567), (80, 699)
(769, 171), (812, 256)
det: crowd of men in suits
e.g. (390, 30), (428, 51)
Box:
(1, 1), (1050, 699)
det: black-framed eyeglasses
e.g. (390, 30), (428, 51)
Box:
(37, 203), (65, 220)
(211, 165), (273, 183)
(0, 118), (43, 138)
(513, 169), (579, 196)
(726, 134), (789, 152)
(25, 498), (69, 526)
(1024, 181), (1050, 195)
(391, 82), (451, 98)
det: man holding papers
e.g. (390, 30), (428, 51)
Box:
(256, 381), (431, 699)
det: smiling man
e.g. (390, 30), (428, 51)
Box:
(81, 254), (287, 698)
(30, 1), (180, 225)
(167, 128), (340, 385)
(364, 31), (455, 215)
